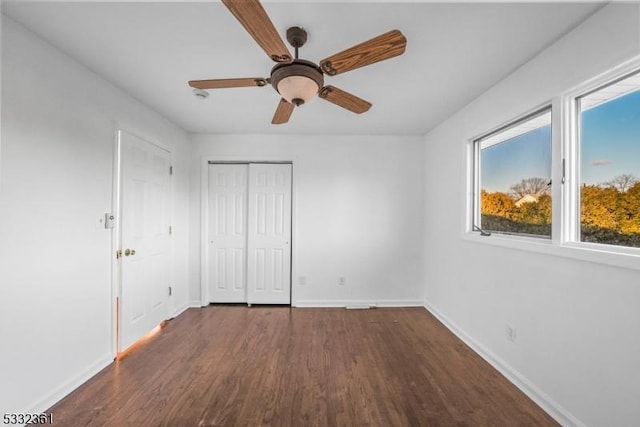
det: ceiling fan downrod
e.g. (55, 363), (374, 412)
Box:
(286, 26), (307, 60)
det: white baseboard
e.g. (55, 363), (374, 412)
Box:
(189, 299), (424, 308)
(170, 303), (190, 319)
(293, 299), (424, 308)
(27, 355), (113, 416)
(423, 301), (584, 427)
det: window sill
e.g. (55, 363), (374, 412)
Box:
(462, 232), (640, 272)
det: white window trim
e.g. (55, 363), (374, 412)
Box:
(561, 55), (640, 258)
(468, 103), (553, 239)
(466, 55), (640, 272)
(462, 232), (640, 272)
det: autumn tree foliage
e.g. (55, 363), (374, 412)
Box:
(480, 188), (551, 236)
(480, 174), (640, 247)
(481, 190), (515, 218)
(518, 194), (551, 225)
(580, 185), (618, 230)
(580, 178), (640, 245)
(619, 182), (640, 234)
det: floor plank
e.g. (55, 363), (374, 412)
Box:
(48, 307), (558, 426)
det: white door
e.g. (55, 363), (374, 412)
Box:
(208, 164), (249, 302)
(119, 131), (171, 352)
(247, 163), (292, 304)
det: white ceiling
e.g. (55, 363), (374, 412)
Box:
(2, 1), (603, 135)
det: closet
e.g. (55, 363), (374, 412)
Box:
(207, 163), (292, 304)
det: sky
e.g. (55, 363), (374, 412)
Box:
(581, 89), (640, 185)
(481, 125), (550, 193)
(481, 89), (640, 193)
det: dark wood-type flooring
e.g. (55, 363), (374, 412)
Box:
(48, 306), (558, 426)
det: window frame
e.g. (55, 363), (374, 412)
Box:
(465, 55), (640, 270)
(561, 59), (640, 256)
(471, 104), (554, 239)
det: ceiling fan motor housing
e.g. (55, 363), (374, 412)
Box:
(270, 60), (324, 106)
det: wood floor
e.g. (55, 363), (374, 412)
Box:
(49, 307), (558, 426)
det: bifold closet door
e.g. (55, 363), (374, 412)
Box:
(208, 164), (249, 303)
(208, 163), (292, 304)
(247, 163), (292, 304)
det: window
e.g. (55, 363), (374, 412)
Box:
(474, 108), (552, 238)
(576, 71), (640, 248)
(468, 60), (640, 267)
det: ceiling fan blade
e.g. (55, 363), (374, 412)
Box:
(189, 78), (268, 90)
(272, 98), (295, 124)
(320, 30), (407, 76)
(222, 0), (292, 63)
(319, 86), (372, 114)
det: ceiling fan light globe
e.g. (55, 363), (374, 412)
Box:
(277, 75), (318, 105)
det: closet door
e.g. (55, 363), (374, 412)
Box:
(247, 163), (292, 304)
(208, 164), (248, 303)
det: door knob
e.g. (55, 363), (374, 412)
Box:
(124, 248), (131, 256)
(131, 249), (136, 256)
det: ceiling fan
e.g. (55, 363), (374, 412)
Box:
(188, 0), (407, 125)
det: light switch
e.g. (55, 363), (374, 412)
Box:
(103, 213), (115, 229)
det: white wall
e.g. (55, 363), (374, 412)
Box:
(0, 16), (191, 414)
(6, 1), (637, 423)
(190, 134), (425, 307)
(422, 4), (640, 427)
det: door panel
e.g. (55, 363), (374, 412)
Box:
(247, 164), (292, 304)
(208, 164), (248, 302)
(120, 131), (170, 352)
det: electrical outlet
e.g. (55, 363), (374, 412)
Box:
(298, 276), (307, 286)
(338, 277), (345, 286)
(506, 324), (517, 343)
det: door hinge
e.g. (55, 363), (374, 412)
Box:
(116, 249), (122, 259)
(169, 225), (173, 235)
(169, 166), (173, 175)
(168, 286), (172, 296)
